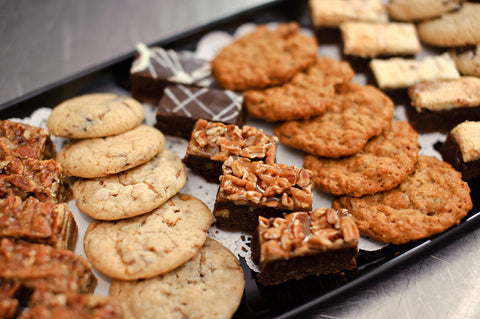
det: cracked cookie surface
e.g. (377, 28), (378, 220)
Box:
(72, 149), (186, 220)
(57, 125), (165, 178)
(109, 238), (244, 319)
(83, 194), (213, 280)
(47, 93), (145, 138)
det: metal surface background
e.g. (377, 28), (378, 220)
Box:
(1, 1), (480, 318)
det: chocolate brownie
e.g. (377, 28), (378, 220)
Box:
(0, 120), (55, 160)
(0, 238), (97, 294)
(212, 22), (318, 91)
(0, 156), (70, 202)
(155, 84), (245, 140)
(407, 76), (480, 133)
(251, 208), (359, 285)
(0, 196), (78, 250)
(244, 56), (354, 122)
(213, 157), (314, 234)
(130, 43), (214, 104)
(440, 121), (480, 181)
(183, 119), (278, 183)
(333, 155), (473, 244)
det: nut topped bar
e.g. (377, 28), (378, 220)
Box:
(183, 119), (279, 182)
(0, 156), (70, 202)
(213, 157), (314, 234)
(0, 196), (77, 250)
(0, 120), (55, 160)
(252, 208), (359, 285)
(0, 238), (97, 294)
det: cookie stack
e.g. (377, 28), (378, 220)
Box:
(0, 120), (120, 319)
(47, 93), (246, 319)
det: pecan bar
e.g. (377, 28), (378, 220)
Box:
(0, 238), (97, 294)
(19, 289), (123, 319)
(183, 119), (279, 183)
(0, 120), (55, 160)
(213, 157), (314, 234)
(251, 208), (359, 285)
(0, 196), (78, 250)
(0, 156), (71, 202)
(0, 278), (21, 319)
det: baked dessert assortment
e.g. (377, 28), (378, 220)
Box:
(440, 121), (480, 181)
(252, 208), (360, 285)
(4, 3), (480, 316)
(183, 119), (279, 182)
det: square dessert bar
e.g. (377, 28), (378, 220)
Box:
(440, 121), (480, 181)
(130, 43), (214, 104)
(0, 196), (78, 250)
(369, 53), (460, 90)
(0, 120), (55, 160)
(213, 157), (314, 234)
(155, 84), (245, 140)
(183, 119), (279, 183)
(407, 76), (480, 132)
(0, 156), (71, 203)
(0, 238), (97, 294)
(252, 208), (360, 285)
(340, 22), (421, 59)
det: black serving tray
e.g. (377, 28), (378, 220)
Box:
(2, 0), (480, 318)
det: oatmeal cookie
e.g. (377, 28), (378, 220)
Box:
(332, 155), (473, 245)
(212, 22), (318, 91)
(244, 56), (354, 121)
(273, 83), (394, 158)
(83, 194), (213, 280)
(304, 121), (419, 197)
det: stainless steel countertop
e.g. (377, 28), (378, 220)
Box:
(1, 1), (480, 318)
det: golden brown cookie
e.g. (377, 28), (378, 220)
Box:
(56, 125), (165, 178)
(83, 194), (213, 280)
(244, 56), (354, 122)
(332, 155), (473, 245)
(47, 93), (145, 138)
(304, 121), (419, 197)
(109, 238), (245, 319)
(273, 83), (394, 158)
(212, 22), (318, 91)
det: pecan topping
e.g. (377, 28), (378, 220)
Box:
(258, 208), (359, 263)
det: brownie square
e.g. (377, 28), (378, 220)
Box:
(213, 157), (314, 234)
(0, 120), (55, 160)
(440, 121), (480, 181)
(251, 208), (359, 285)
(182, 119), (278, 183)
(155, 84), (245, 140)
(130, 43), (214, 104)
(0, 196), (78, 250)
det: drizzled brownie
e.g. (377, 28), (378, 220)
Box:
(251, 208), (359, 285)
(0, 156), (70, 202)
(407, 76), (480, 132)
(0, 120), (55, 160)
(19, 289), (123, 319)
(0, 238), (97, 294)
(155, 84), (245, 140)
(213, 157), (314, 234)
(0, 196), (78, 250)
(440, 121), (480, 181)
(130, 43), (214, 104)
(183, 119), (278, 183)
